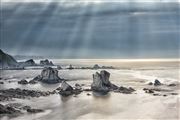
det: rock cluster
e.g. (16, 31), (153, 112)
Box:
(0, 88), (55, 101)
(18, 79), (28, 84)
(33, 67), (63, 84)
(0, 104), (21, 115)
(19, 59), (36, 67)
(58, 81), (82, 96)
(148, 79), (162, 86)
(40, 59), (54, 66)
(18, 79), (37, 85)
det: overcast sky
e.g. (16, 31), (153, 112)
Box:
(0, 1), (180, 58)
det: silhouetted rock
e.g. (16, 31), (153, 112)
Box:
(67, 64), (74, 70)
(143, 88), (154, 93)
(168, 83), (177, 87)
(93, 64), (101, 69)
(29, 80), (37, 84)
(0, 49), (20, 69)
(75, 83), (82, 90)
(57, 65), (62, 70)
(18, 79), (28, 85)
(19, 59), (36, 67)
(154, 79), (161, 86)
(27, 108), (43, 113)
(40, 59), (54, 66)
(148, 82), (153, 85)
(0, 82), (4, 84)
(34, 67), (63, 84)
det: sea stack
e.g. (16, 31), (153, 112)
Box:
(34, 67), (63, 84)
(40, 59), (54, 66)
(91, 70), (112, 93)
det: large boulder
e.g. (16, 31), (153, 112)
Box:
(34, 67), (63, 84)
(91, 70), (112, 93)
(40, 59), (54, 66)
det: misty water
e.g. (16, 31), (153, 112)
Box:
(0, 59), (179, 120)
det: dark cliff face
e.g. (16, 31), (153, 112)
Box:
(0, 49), (18, 68)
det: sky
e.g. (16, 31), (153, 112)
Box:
(0, 1), (180, 58)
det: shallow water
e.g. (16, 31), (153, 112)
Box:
(0, 60), (179, 120)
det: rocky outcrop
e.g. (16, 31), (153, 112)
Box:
(40, 59), (54, 66)
(19, 59), (36, 67)
(91, 70), (135, 94)
(0, 49), (20, 69)
(57, 65), (62, 70)
(67, 64), (74, 70)
(27, 108), (43, 113)
(58, 81), (74, 96)
(58, 81), (83, 96)
(0, 104), (21, 115)
(91, 70), (112, 93)
(93, 64), (101, 69)
(0, 88), (55, 101)
(154, 79), (161, 86)
(33, 67), (63, 84)
(18, 79), (28, 85)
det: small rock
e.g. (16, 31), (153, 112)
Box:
(153, 93), (160, 96)
(67, 64), (74, 70)
(148, 82), (153, 85)
(0, 81), (4, 84)
(57, 65), (62, 70)
(154, 79), (161, 86)
(27, 108), (43, 113)
(168, 84), (176, 87)
(118, 86), (135, 94)
(29, 80), (37, 84)
(22, 106), (31, 110)
(18, 79), (28, 85)
(83, 88), (92, 91)
(171, 93), (178, 95)
(75, 83), (82, 90)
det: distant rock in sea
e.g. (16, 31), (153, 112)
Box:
(93, 64), (101, 69)
(67, 64), (74, 70)
(40, 59), (54, 66)
(154, 79), (162, 86)
(0, 49), (22, 69)
(34, 67), (63, 84)
(19, 59), (36, 67)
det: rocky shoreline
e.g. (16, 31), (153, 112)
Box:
(0, 67), (179, 119)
